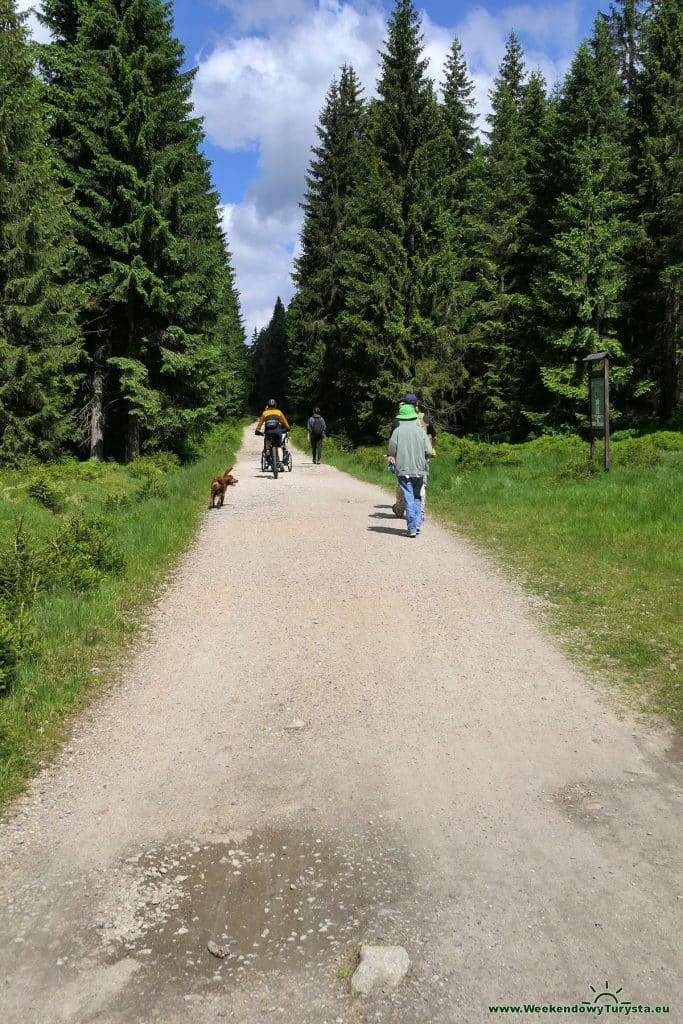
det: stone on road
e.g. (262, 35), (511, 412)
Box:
(351, 944), (410, 995)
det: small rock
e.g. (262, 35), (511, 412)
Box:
(207, 940), (231, 959)
(351, 944), (410, 996)
(285, 720), (306, 731)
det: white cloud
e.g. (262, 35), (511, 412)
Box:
(195, 1), (386, 334)
(216, 0), (313, 30)
(221, 201), (303, 337)
(15, 0), (52, 43)
(196, 1), (583, 337)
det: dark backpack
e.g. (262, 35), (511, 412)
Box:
(310, 414), (325, 438)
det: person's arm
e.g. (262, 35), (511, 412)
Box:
(425, 433), (433, 458)
(281, 412), (291, 430)
(388, 429), (398, 461)
(255, 411), (265, 432)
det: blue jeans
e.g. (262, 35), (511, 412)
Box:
(398, 476), (424, 534)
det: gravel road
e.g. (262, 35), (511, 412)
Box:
(0, 425), (680, 1024)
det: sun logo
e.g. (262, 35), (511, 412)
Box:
(582, 981), (631, 1008)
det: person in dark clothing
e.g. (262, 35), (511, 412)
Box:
(307, 407), (326, 464)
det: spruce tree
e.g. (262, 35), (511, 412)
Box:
(634, 0), (683, 422)
(248, 298), (289, 410)
(288, 66), (365, 421)
(513, 70), (553, 432)
(437, 36), (481, 430)
(0, 0), (80, 463)
(338, 0), (447, 438)
(470, 33), (530, 436)
(533, 21), (634, 429)
(40, 0), (245, 460)
(602, 0), (646, 112)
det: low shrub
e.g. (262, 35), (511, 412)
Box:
(523, 434), (585, 457)
(612, 437), (664, 466)
(647, 431), (683, 452)
(439, 436), (522, 471)
(0, 518), (42, 610)
(27, 478), (66, 513)
(135, 475), (170, 502)
(556, 456), (601, 482)
(125, 453), (180, 478)
(74, 459), (111, 481)
(50, 515), (125, 590)
(0, 603), (21, 694)
(103, 491), (131, 511)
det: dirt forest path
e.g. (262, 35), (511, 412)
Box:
(0, 425), (680, 1024)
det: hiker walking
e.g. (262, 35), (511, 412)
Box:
(391, 393), (436, 519)
(307, 407), (326, 465)
(387, 403), (433, 538)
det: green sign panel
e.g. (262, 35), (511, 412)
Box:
(590, 376), (605, 431)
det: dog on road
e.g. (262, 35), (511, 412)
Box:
(209, 465), (238, 509)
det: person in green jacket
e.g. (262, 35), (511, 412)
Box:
(387, 403), (433, 538)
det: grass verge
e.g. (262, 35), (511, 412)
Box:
(0, 422), (246, 811)
(290, 427), (683, 728)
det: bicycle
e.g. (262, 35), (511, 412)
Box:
(257, 431), (292, 477)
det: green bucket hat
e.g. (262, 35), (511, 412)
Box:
(396, 403), (418, 420)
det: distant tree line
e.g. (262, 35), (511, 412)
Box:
(251, 0), (682, 442)
(0, 0), (247, 464)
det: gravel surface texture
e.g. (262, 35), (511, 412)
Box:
(0, 424), (681, 1024)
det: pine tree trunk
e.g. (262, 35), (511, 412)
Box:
(662, 282), (681, 422)
(89, 356), (105, 460)
(125, 413), (140, 462)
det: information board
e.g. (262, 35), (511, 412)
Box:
(590, 376), (605, 431)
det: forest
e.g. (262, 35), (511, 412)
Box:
(252, 0), (682, 443)
(0, 0), (247, 466)
(0, 0), (681, 459)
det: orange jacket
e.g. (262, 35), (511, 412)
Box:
(256, 407), (291, 432)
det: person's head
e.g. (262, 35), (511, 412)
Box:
(404, 392), (419, 408)
(267, 398), (276, 408)
(396, 402), (418, 421)
(313, 406), (321, 414)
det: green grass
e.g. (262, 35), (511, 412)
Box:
(291, 427), (683, 727)
(0, 422), (246, 809)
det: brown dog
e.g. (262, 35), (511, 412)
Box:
(209, 465), (238, 509)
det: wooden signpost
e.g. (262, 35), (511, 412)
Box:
(583, 352), (611, 471)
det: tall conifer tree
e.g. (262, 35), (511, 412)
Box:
(40, 0), (245, 459)
(0, 0), (80, 462)
(634, 0), (683, 422)
(248, 298), (288, 409)
(338, 0), (446, 437)
(437, 36), (482, 430)
(469, 33), (530, 435)
(288, 66), (365, 420)
(533, 21), (634, 428)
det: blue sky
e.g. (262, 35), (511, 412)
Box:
(20, 0), (609, 337)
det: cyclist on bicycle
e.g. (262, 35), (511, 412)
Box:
(255, 399), (292, 472)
